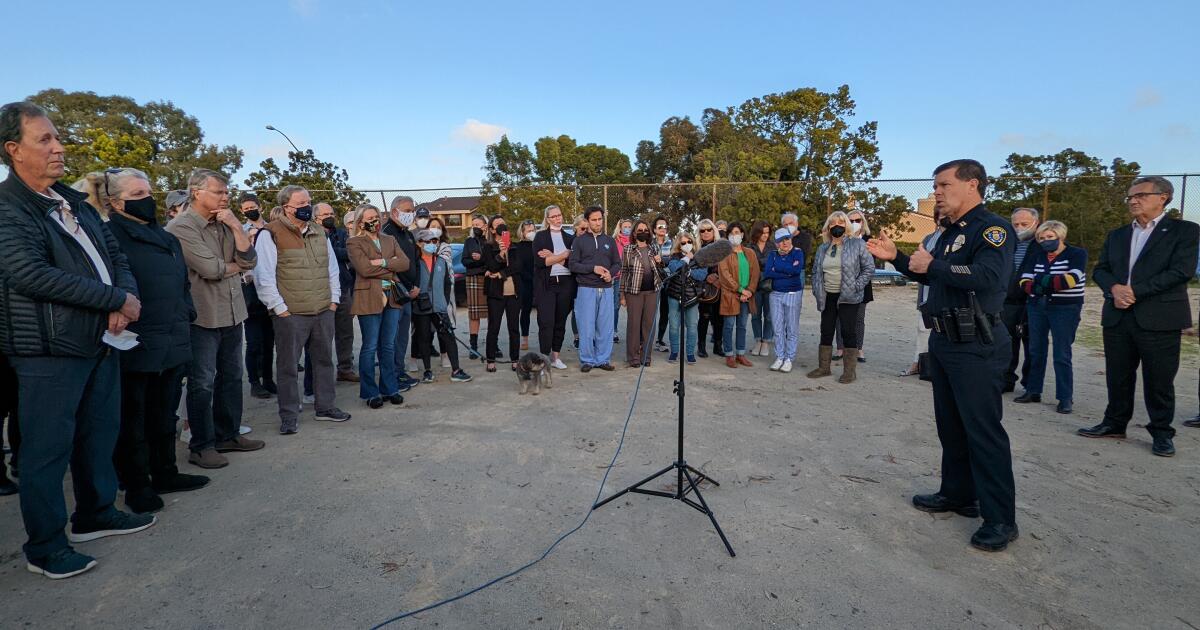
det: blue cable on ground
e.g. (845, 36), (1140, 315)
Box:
(371, 306), (659, 628)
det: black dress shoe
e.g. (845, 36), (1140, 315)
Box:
(1056, 400), (1073, 414)
(389, 394), (404, 405)
(1183, 415), (1200, 428)
(597, 363), (615, 372)
(152, 473), (210, 494)
(1152, 436), (1175, 457)
(1002, 383), (1015, 394)
(0, 476), (16, 496)
(1077, 423), (1126, 439)
(580, 364), (592, 373)
(697, 348), (708, 358)
(250, 384), (273, 399)
(911, 493), (980, 518)
(712, 348), (726, 357)
(970, 522), (1018, 552)
(1013, 392), (1041, 403)
(124, 487), (164, 514)
(367, 397), (384, 409)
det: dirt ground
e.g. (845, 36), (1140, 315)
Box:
(1, 286), (1198, 629)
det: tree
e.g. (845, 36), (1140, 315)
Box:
(243, 149), (366, 211)
(28, 89), (243, 189)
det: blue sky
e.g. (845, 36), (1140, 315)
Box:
(5, 0), (1197, 193)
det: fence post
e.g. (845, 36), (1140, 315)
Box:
(1179, 174), (1188, 220)
(711, 184), (717, 221)
(1042, 179), (1051, 220)
(602, 186), (609, 233)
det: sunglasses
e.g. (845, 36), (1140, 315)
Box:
(699, 228), (713, 233)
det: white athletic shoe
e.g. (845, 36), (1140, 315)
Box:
(781, 359), (793, 373)
(302, 394), (315, 405)
(551, 358), (568, 370)
(770, 358), (784, 371)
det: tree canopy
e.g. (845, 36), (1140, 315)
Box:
(243, 149), (366, 210)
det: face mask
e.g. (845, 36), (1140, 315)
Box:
(729, 234), (743, 246)
(636, 231), (651, 243)
(1039, 239), (1059, 252)
(785, 225), (797, 235)
(430, 228), (443, 239)
(621, 227), (631, 236)
(244, 209), (261, 222)
(829, 225), (846, 238)
(416, 218), (429, 229)
(123, 196), (158, 223)
(525, 231), (535, 240)
(422, 243), (438, 254)
(397, 212), (415, 227)
(681, 243), (694, 254)
(363, 220), (379, 232)
(321, 217), (336, 230)
(294, 205), (313, 221)
(849, 221), (862, 235)
(472, 227), (484, 239)
(1017, 228), (1035, 241)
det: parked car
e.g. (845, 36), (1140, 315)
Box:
(450, 243), (467, 305)
(871, 267), (908, 286)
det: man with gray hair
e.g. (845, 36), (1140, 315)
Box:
(167, 168), (265, 470)
(1001, 207), (1040, 393)
(0, 101), (151, 578)
(779, 211), (814, 262)
(381, 195), (421, 391)
(254, 185), (352, 433)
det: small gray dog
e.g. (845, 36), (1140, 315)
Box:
(515, 352), (552, 395)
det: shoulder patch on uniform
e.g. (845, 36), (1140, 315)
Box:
(983, 226), (1007, 247)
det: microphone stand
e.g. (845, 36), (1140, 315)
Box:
(591, 263), (736, 557)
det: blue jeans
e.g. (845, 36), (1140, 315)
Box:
(770, 291), (803, 360)
(668, 298), (699, 357)
(1026, 299), (1081, 401)
(722, 302), (750, 355)
(576, 286), (615, 366)
(187, 324), (244, 452)
(393, 301), (413, 379)
(751, 289), (774, 341)
(358, 306), (400, 399)
(612, 276), (622, 333)
(11, 352), (121, 561)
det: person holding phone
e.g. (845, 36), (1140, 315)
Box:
(483, 215), (521, 372)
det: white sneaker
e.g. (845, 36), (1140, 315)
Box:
(760, 342), (771, 357)
(302, 394), (314, 405)
(551, 358), (568, 370)
(179, 429), (192, 444)
(441, 354), (451, 369)
(781, 359), (793, 373)
(239, 425), (252, 435)
(770, 358), (784, 371)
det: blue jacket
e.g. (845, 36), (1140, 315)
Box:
(666, 254), (708, 282)
(763, 248), (805, 293)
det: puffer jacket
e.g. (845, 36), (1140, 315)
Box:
(810, 237), (874, 312)
(0, 173), (137, 357)
(107, 212), (196, 372)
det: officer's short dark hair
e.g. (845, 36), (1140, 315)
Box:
(238, 192), (260, 206)
(584, 205), (604, 220)
(934, 159), (988, 198)
(0, 101), (49, 168)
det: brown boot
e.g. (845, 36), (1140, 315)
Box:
(215, 435), (266, 453)
(188, 449), (228, 469)
(337, 370), (360, 383)
(725, 356), (738, 368)
(736, 355), (753, 367)
(806, 345), (833, 378)
(839, 349), (859, 383)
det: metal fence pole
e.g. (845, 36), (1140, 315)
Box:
(603, 186), (609, 233)
(711, 184), (717, 221)
(1180, 174), (1189, 220)
(1042, 179), (1051, 220)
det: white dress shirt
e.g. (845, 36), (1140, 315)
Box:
(252, 224), (341, 315)
(1128, 213), (1164, 280)
(41, 189), (111, 286)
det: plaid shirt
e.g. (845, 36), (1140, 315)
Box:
(619, 244), (664, 295)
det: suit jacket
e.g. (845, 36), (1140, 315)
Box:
(532, 228), (575, 292)
(347, 234), (410, 316)
(1091, 217), (1198, 331)
(717, 248), (761, 316)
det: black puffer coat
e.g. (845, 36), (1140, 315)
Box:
(0, 173), (137, 357)
(107, 212), (195, 372)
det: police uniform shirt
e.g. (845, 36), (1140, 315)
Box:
(894, 204), (1015, 316)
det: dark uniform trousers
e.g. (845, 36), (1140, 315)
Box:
(1000, 302), (1031, 389)
(1100, 311), (1181, 439)
(928, 320), (1017, 526)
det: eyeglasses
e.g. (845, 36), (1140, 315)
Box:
(422, 239), (440, 244)
(849, 219), (863, 224)
(1125, 192), (1166, 203)
(655, 225), (667, 230)
(699, 228), (713, 233)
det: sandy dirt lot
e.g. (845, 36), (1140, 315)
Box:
(2, 286), (1198, 629)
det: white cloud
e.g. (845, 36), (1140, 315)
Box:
(1130, 87), (1163, 111)
(452, 119), (509, 145)
(289, 0), (318, 18)
(1163, 123), (1192, 139)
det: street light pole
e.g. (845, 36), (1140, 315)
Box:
(265, 125), (301, 153)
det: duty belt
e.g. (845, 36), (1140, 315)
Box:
(930, 311), (999, 334)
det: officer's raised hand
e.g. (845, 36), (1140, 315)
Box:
(909, 244), (933, 273)
(866, 230), (897, 261)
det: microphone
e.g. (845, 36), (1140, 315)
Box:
(688, 238), (733, 268)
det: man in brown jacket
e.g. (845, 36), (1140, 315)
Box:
(167, 169), (265, 469)
(253, 185), (351, 433)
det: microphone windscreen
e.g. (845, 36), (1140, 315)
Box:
(691, 239), (734, 267)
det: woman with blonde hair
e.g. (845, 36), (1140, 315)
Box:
(806, 211), (875, 383)
(71, 172), (107, 217)
(347, 204), (409, 408)
(664, 230), (704, 363)
(835, 208), (875, 363)
(694, 218), (723, 357)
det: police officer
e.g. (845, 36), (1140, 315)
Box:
(866, 159), (1018, 552)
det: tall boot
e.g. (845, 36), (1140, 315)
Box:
(806, 345), (833, 378)
(839, 349), (859, 384)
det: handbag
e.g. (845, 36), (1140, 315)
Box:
(699, 273), (721, 304)
(411, 260), (436, 316)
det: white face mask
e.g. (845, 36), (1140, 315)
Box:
(416, 218), (429, 229)
(849, 222), (862, 235)
(430, 228), (443, 239)
(729, 234), (743, 246)
(397, 212), (415, 227)
(785, 224), (797, 235)
(681, 243), (694, 254)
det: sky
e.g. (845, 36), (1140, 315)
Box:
(4, 0), (1198, 196)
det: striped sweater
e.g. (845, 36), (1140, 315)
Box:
(1019, 244), (1088, 304)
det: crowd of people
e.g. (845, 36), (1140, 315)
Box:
(0, 101), (1197, 577)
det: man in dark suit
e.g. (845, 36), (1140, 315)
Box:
(1080, 176), (1199, 457)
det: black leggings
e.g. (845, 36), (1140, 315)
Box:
(519, 280), (535, 336)
(487, 295), (521, 362)
(698, 300), (723, 350)
(537, 276), (575, 354)
(656, 289), (669, 342)
(412, 313), (460, 371)
(819, 293), (861, 349)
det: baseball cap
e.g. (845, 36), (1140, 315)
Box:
(415, 207), (431, 218)
(774, 227), (792, 243)
(165, 190), (189, 209)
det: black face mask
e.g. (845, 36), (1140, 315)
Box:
(321, 217), (336, 231)
(294, 205), (313, 221)
(829, 225), (846, 238)
(636, 231), (651, 243)
(244, 210), (261, 222)
(495, 224), (509, 236)
(718, 229), (727, 238)
(363, 220), (379, 233)
(472, 227), (484, 239)
(123, 196), (158, 223)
